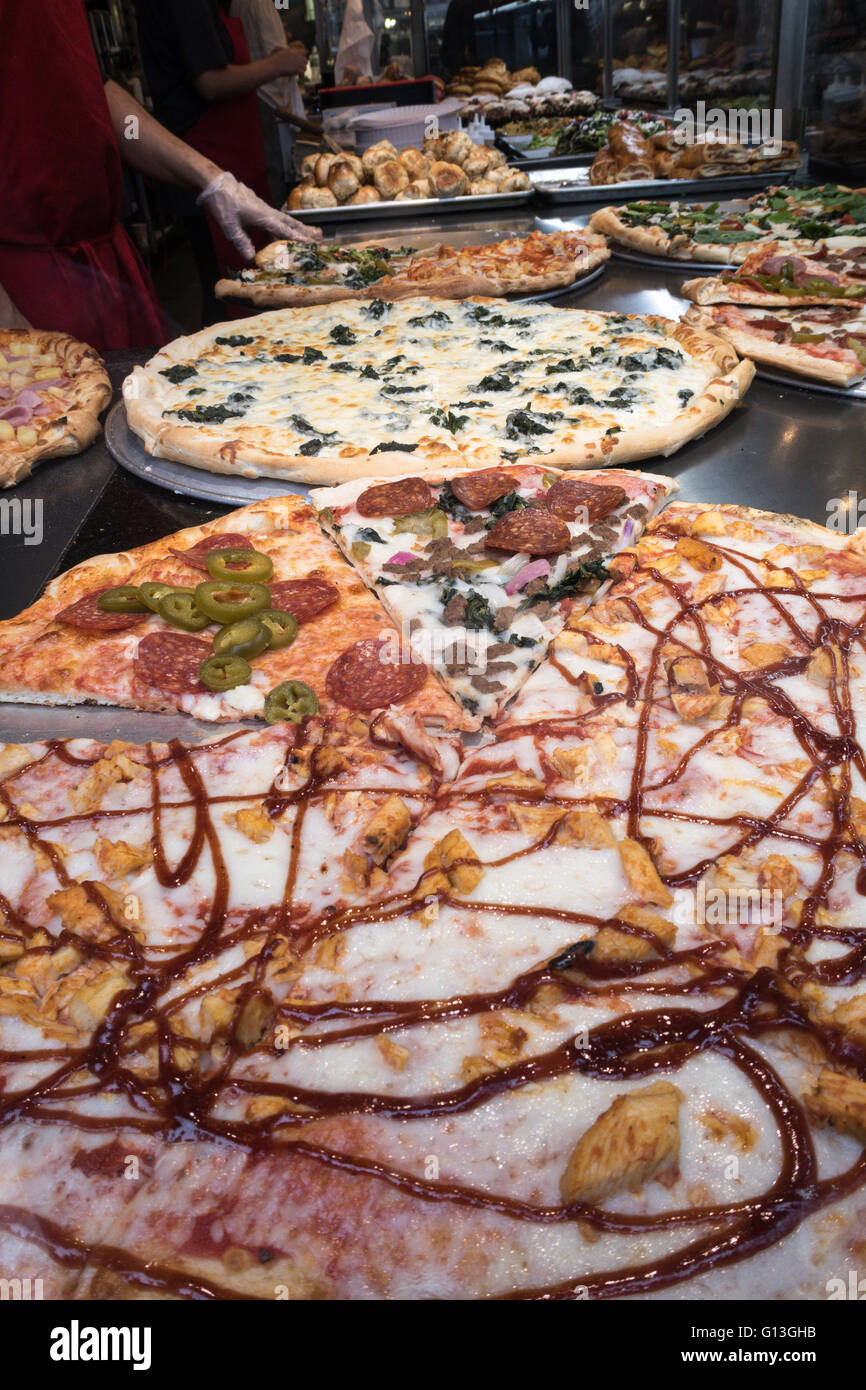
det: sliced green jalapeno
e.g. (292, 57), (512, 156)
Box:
(212, 617), (269, 661)
(158, 589), (211, 632)
(263, 679), (319, 724)
(198, 654), (252, 692)
(258, 609), (298, 650)
(138, 580), (175, 613)
(194, 579), (270, 624)
(97, 586), (149, 614)
(205, 547), (274, 583)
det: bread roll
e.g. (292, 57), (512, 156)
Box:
(328, 159), (360, 202)
(346, 186), (382, 205)
(422, 134), (446, 160)
(485, 147), (508, 170)
(373, 159), (409, 199)
(300, 185), (338, 208)
(342, 153), (365, 182)
(497, 170), (531, 191)
(462, 148), (492, 180)
(299, 154), (319, 182)
(314, 153), (337, 187)
(361, 141), (398, 180)
(395, 178), (432, 200)
(441, 130), (474, 165)
(399, 147), (430, 180)
(429, 160), (467, 198)
(469, 177), (498, 195)
(286, 183), (310, 210)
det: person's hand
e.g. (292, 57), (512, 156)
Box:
(197, 172), (321, 258)
(268, 44), (308, 79)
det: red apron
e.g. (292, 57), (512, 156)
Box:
(181, 13), (273, 277)
(0, 0), (169, 350)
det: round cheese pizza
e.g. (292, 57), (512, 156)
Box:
(0, 329), (111, 486)
(124, 298), (753, 485)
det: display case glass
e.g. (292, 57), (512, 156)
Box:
(804, 0), (866, 178)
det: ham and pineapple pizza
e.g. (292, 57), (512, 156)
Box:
(0, 495), (467, 729)
(216, 229), (610, 309)
(0, 329), (111, 486)
(124, 298), (753, 486)
(314, 464), (676, 721)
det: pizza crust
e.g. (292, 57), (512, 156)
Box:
(682, 305), (863, 387)
(587, 207), (759, 264)
(682, 271), (866, 308)
(0, 330), (111, 486)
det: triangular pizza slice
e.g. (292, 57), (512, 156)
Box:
(0, 495), (469, 729)
(313, 464), (676, 722)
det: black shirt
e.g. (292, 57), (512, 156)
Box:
(135, 0), (234, 134)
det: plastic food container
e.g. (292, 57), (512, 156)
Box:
(350, 98), (466, 152)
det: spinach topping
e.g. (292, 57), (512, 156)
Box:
(286, 415), (338, 445)
(619, 346), (684, 372)
(369, 441), (417, 455)
(361, 300), (392, 318)
(436, 481), (470, 520)
(441, 582), (496, 631)
(329, 362), (355, 373)
(455, 399), (492, 408)
(214, 334), (254, 347)
(678, 388), (694, 406)
(298, 439), (326, 456)
(426, 408), (469, 434)
(407, 310), (452, 328)
(174, 403), (244, 424)
(356, 527), (384, 543)
(520, 558), (610, 609)
(380, 383), (426, 396)
(479, 339), (516, 353)
(329, 325), (357, 345)
(360, 365), (380, 379)
(465, 306), (508, 327)
(160, 364), (197, 384)
(475, 365), (522, 392)
(505, 409), (558, 440)
(273, 346), (326, 364)
(485, 491), (530, 525)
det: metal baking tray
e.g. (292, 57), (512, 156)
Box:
(755, 365), (866, 400)
(105, 402), (307, 507)
(529, 166), (796, 204)
(0, 702), (252, 746)
(289, 188), (534, 223)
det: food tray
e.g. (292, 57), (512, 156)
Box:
(755, 365), (866, 400)
(496, 136), (595, 169)
(105, 402), (307, 506)
(529, 166), (796, 204)
(288, 188), (534, 223)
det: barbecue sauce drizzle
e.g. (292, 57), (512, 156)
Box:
(0, 523), (865, 1299)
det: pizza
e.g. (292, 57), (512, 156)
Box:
(589, 183), (866, 264)
(683, 302), (866, 387)
(313, 465), (675, 721)
(124, 299), (753, 485)
(0, 329), (111, 486)
(1, 500), (864, 1299)
(681, 242), (866, 308)
(216, 229), (610, 310)
(0, 496), (467, 729)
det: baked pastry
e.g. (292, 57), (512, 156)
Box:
(429, 161), (467, 197)
(300, 184), (338, 209)
(314, 153), (337, 187)
(372, 159), (409, 198)
(361, 141), (398, 180)
(395, 178), (432, 200)
(346, 185), (382, 205)
(328, 159), (360, 202)
(399, 147), (430, 180)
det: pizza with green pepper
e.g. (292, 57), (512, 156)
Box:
(681, 242), (866, 307)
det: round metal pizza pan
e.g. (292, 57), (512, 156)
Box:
(754, 365), (866, 400)
(105, 402), (312, 506)
(512, 259), (607, 302)
(608, 244), (730, 272)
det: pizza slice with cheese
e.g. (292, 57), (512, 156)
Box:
(682, 242), (866, 307)
(313, 464), (676, 722)
(683, 302), (866, 387)
(0, 495), (468, 730)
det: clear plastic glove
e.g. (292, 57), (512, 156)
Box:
(197, 171), (321, 260)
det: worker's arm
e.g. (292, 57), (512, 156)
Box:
(103, 81), (320, 251)
(193, 44), (307, 102)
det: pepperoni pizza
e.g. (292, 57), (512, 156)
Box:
(0, 496), (467, 729)
(314, 464), (675, 721)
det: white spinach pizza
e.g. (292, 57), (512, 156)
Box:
(124, 298), (753, 486)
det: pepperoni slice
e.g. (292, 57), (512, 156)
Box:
(449, 469), (518, 511)
(134, 633), (211, 695)
(356, 477), (433, 518)
(268, 577), (340, 624)
(484, 508), (570, 556)
(169, 532), (252, 572)
(325, 637), (428, 711)
(56, 590), (149, 633)
(545, 479), (627, 525)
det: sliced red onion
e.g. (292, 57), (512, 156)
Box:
(621, 518), (635, 545)
(504, 557), (550, 596)
(387, 551), (417, 565)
